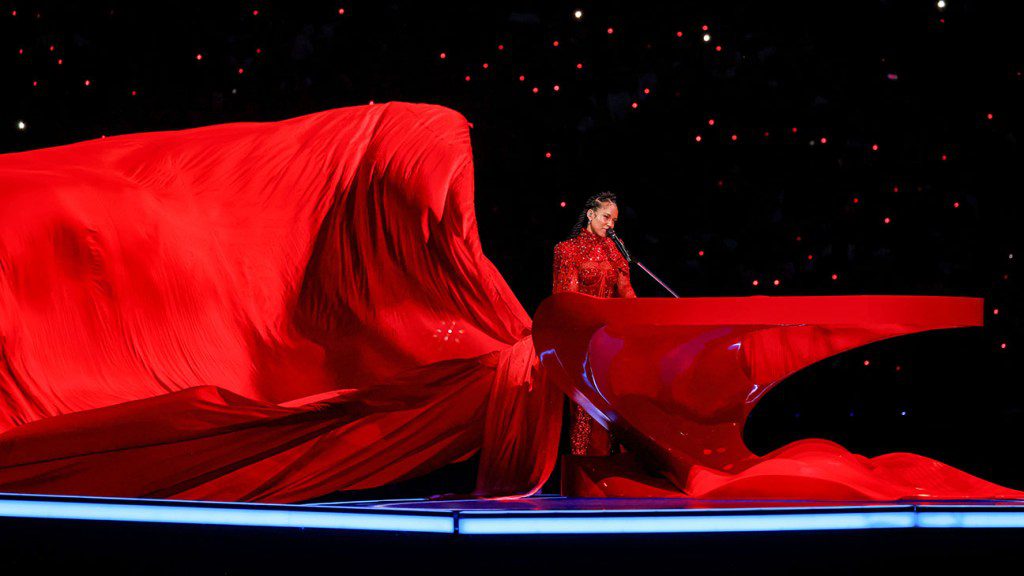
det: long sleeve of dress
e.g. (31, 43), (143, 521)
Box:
(616, 265), (637, 298)
(552, 244), (579, 293)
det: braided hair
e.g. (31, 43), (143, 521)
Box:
(568, 192), (618, 239)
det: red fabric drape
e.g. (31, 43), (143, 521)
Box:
(0, 102), (560, 502)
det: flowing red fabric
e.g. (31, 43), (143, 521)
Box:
(0, 103), (561, 502)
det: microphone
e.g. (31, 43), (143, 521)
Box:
(607, 228), (680, 297)
(607, 229), (633, 264)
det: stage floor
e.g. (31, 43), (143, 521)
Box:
(3, 492), (1024, 535)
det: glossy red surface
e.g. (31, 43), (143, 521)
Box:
(535, 293), (1023, 499)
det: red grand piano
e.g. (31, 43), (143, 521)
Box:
(534, 294), (1022, 500)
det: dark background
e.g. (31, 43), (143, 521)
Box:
(2, 1), (1021, 495)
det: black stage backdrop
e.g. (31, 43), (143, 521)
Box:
(2, 1), (1021, 496)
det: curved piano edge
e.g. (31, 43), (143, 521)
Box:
(535, 293), (982, 337)
(534, 293), (984, 405)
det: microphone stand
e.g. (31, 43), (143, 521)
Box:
(607, 230), (680, 298)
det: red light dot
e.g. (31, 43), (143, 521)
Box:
(49, 45), (55, 52)
(17, 48), (23, 55)
(807, 254), (813, 260)
(519, 75), (525, 81)
(32, 80), (38, 87)
(544, 152), (552, 158)
(196, 53), (203, 60)
(482, 63), (489, 69)
(953, 201), (959, 208)
(252, 9), (259, 16)
(57, 58), (63, 65)
(701, 24), (709, 31)
(763, 131), (770, 137)
(131, 90), (136, 96)
(83, 79), (90, 86)
(439, 52), (446, 59)
(553, 85), (560, 92)
(11, 10), (15, 16)
(560, 201), (566, 208)
(643, 87), (650, 94)
(986, 113), (993, 120)
(941, 154), (948, 161)
(607, 27), (614, 34)
(256, 48), (262, 54)
(708, 119), (715, 126)
(238, 68), (244, 74)
(853, 197), (859, 203)
(893, 186), (899, 193)
(820, 137), (828, 144)
(730, 134), (738, 141)
(831, 273), (839, 280)
(773, 279), (780, 286)
(895, 365), (901, 371)
(498, 44), (504, 51)
(752, 280), (759, 286)
(338, 8), (345, 15)
(796, 236), (802, 241)
(993, 308), (999, 315)
(698, 250), (705, 257)
(464, 75), (471, 82)
(532, 86), (539, 93)
(552, 40), (559, 47)
(695, 135), (702, 142)
(871, 144), (879, 151)
(884, 217), (891, 224)
(864, 360), (870, 366)
(715, 45), (722, 52)
(791, 126), (798, 133)
(576, 62), (583, 69)
(1001, 343), (1007, 349)
(631, 102), (638, 109)
(676, 31), (683, 38)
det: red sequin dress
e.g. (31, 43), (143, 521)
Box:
(552, 229), (636, 456)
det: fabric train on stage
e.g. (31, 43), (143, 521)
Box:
(0, 103), (1018, 502)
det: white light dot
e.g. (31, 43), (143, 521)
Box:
(573, 9), (583, 19)
(702, 34), (711, 42)
(16, 120), (26, 130)
(936, 0), (946, 9)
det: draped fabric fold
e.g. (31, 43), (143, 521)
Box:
(474, 336), (563, 497)
(0, 102), (559, 502)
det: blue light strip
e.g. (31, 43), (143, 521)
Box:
(0, 499), (453, 533)
(917, 511), (1024, 529)
(3, 496), (1024, 535)
(458, 511), (916, 535)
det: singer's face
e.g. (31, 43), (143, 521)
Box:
(587, 202), (619, 237)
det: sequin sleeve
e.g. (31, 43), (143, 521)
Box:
(553, 242), (579, 293)
(616, 264), (636, 298)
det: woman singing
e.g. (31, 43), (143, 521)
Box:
(552, 192), (636, 457)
